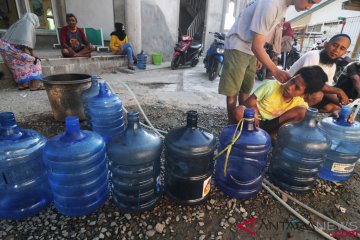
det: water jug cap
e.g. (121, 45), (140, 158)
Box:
(65, 116), (81, 136)
(306, 107), (318, 116)
(91, 75), (101, 80)
(0, 112), (16, 127)
(128, 111), (140, 120)
(336, 106), (353, 126)
(98, 82), (111, 96)
(91, 75), (101, 83)
(127, 111), (140, 130)
(186, 110), (198, 128)
(0, 112), (22, 138)
(243, 108), (255, 118)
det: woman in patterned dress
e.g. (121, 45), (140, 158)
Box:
(0, 13), (43, 90)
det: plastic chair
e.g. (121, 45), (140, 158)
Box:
(52, 27), (62, 49)
(84, 27), (109, 52)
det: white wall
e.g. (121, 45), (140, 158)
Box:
(152, 0), (179, 41)
(140, 0), (180, 59)
(204, 0), (225, 51)
(65, 0), (114, 40)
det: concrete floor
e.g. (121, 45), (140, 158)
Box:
(0, 62), (265, 119)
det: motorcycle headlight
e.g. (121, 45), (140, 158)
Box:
(216, 48), (225, 54)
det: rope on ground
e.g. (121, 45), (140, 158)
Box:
(263, 179), (359, 238)
(106, 82), (165, 139)
(262, 182), (336, 240)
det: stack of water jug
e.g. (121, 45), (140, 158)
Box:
(1, 74), (360, 219)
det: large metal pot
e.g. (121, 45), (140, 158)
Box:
(41, 74), (91, 121)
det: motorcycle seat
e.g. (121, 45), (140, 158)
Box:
(190, 43), (202, 49)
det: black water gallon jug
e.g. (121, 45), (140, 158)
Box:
(107, 111), (162, 213)
(164, 111), (216, 205)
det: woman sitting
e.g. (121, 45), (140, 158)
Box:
(0, 13), (44, 91)
(110, 22), (137, 70)
(60, 13), (95, 58)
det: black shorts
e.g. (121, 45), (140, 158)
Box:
(259, 117), (280, 133)
(312, 97), (330, 110)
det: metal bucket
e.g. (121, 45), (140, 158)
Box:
(41, 74), (91, 121)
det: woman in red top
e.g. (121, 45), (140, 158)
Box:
(60, 13), (95, 57)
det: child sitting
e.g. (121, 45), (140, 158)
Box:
(234, 66), (328, 135)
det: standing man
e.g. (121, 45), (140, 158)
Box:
(219, 0), (321, 123)
(288, 34), (351, 112)
(281, 19), (295, 69)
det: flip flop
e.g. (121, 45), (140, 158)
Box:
(18, 86), (29, 90)
(29, 85), (46, 91)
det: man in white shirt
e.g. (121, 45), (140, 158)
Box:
(218, 0), (321, 123)
(288, 34), (351, 112)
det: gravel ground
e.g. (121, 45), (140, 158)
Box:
(1, 105), (360, 240)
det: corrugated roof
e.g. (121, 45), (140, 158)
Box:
(289, 0), (337, 23)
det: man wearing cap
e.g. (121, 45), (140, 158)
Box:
(288, 34), (351, 112)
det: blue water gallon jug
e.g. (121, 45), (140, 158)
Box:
(215, 108), (271, 199)
(318, 106), (360, 182)
(165, 111), (216, 205)
(137, 50), (147, 69)
(107, 111), (162, 213)
(269, 108), (330, 192)
(87, 82), (125, 142)
(43, 116), (109, 216)
(0, 112), (51, 220)
(82, 75), (100, 123)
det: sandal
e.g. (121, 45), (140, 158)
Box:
(18, 83), (29, 90)
(18, 86), (29, 90)
(29, 85), (46, 91)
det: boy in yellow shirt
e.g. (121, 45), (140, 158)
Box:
(234, 66), (328, 134)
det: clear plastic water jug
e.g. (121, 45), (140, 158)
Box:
(318, 106), (360, 182)
(215, 108), (272, 199)
(137, 51), (147, 70)
(0, 112), (51, 220)
(43, 116), (109, 216)
(269, 108), (330, 192)
(87, 82), (125, 142)
(107, 111), (162, 213)
(165, 111), (216, 205)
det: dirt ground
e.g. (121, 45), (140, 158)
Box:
(2, 104), (359, 240)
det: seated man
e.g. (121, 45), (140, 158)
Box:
(288, 34), (351, 113)
(60, 13), (95, 58)
(234, 66), (327, 135)
(335, 59), (360, 101)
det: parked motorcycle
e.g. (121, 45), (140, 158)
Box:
(171, 32), (202, 70)
(284, 43), (301, 70)
(203, 32), (225, 81)
(311, 38), (326, 51)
